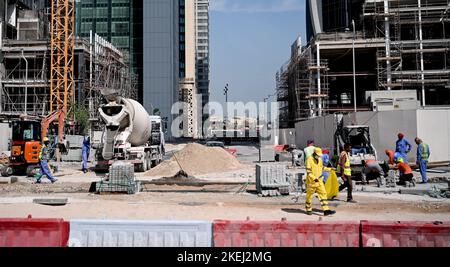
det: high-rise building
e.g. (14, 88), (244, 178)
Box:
(306, 0), (364, 41)
(143, 0), (179, 139)
(75, 0), (143, 101)
(195, 0), (210, 121)
(179, 0), (199, 138)
(280, 0), (450, 128)
(75, 0), (209, 139)
(177, 0), (209, 138)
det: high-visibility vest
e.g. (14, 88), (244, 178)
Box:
(337, 151), (352, 176)
(39, 144), (49, 161)
(419, 143), (430, 160)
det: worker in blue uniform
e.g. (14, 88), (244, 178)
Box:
(82, 136), (91, 173)
(415, 137), (430, 184)
(395, 133), (412, 163)
(35, 137), (57, 184)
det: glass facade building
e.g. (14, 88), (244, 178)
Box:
(195, 0), (210, 119)
(75, 0), (143, 101)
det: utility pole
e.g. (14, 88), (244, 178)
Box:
(21, 49), (28, 115)
(352, 20), (357, 113)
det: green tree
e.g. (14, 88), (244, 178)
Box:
(74, 103), (89, 135)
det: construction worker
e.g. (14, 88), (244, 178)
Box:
(396, 157), (415, 186)
(303, 140), (315, 162)
(338, 143), (356, 203)
(290, 145), (304, 167)
(385, 149), (395, 165)
(415, 137), (430, 184)
(395, 133), (412, 163)
(361, 159), (387, 186)
(305, 147), (336, 216)
(81, 136), (91, 173)
(36, 137), (57, 184)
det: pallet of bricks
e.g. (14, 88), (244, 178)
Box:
(96, 162), (141, 194)
(256, 164), (290, 197)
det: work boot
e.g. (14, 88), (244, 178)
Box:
(324, 210), (336, 216)
(306, 211), (313, 216)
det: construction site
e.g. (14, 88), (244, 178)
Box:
(0, 0), (449, 249)
(277, 0), (450, 127)
(0, 0), (136, 133)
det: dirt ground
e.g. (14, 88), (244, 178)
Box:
(0, 187), (449, 221)
(0, 143), (449, 221)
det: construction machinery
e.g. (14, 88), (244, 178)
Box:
(9, 113), (69, 175)
(95, 96), (164, 172)
(9, 119), (42, 175)
(333, 115), (378, 179)
(296, 114), (378, 180)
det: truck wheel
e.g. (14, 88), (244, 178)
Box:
(136, 163), (145, 173)
(146, 154), (152, 170)
(1, 167), (13, 177)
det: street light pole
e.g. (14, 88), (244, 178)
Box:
(352, 20), (357, 113)
(224, 83), (229, 103)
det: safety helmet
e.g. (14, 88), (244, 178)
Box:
(43, 137), (49, 142)
(314, 147), (323, 157)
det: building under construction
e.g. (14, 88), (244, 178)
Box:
(0, 0), (136, 133)
(277, 0), (450, 128)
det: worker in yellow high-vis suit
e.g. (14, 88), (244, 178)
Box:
(305, 147), (336, 216)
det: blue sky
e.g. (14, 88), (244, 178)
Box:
(209, 0), (307, 105)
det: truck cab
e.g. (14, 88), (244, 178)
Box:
(149, 115), (165, 155)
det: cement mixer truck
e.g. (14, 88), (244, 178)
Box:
(95, 97), (164, 172)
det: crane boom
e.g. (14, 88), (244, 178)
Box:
(48, 0), (75, 143)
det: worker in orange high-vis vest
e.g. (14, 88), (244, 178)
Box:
(305, 147), (336, 216)
(338, 143), (356, 203)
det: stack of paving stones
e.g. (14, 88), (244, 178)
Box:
(96, 162), (140, 194)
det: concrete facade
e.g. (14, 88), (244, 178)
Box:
(179, 0), (199, 138)
(143, 0), (179, 139)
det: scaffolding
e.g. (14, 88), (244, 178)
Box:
(277, 44), (330, 127)
(0, 1), (136, 134)
(88, 32), (137, 131)
(364, 0), (450, 105)
(278, 0), (450, 128)
(276, 60), (290, 128)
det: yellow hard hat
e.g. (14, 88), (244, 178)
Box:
(314, 147), (323, 157)
(43, 137), (49, 142)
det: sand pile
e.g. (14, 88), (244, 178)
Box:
(147, 143), (246, 177)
